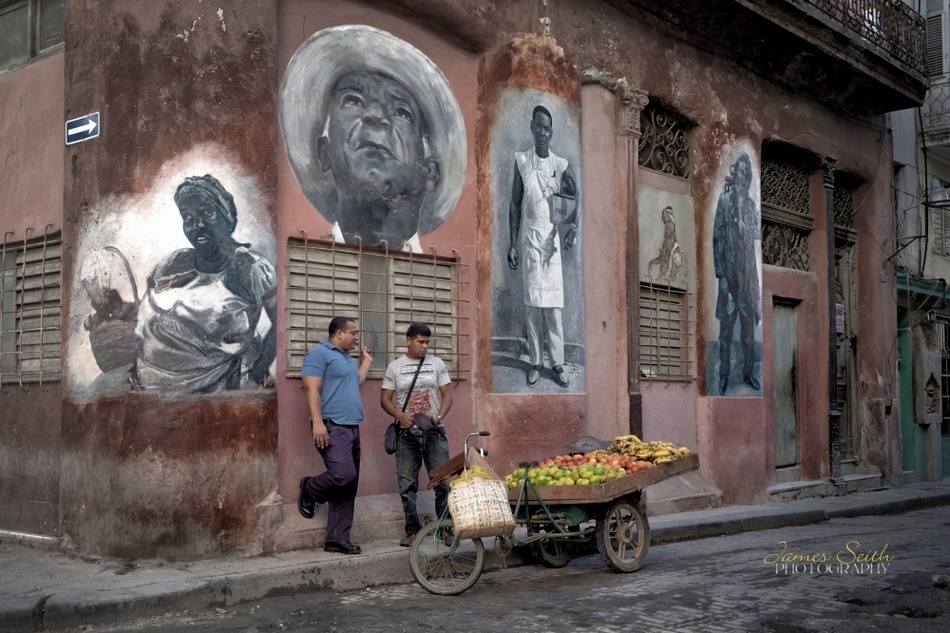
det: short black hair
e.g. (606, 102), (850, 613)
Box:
(329, 316), (355, 338)
(406, 322), (431, 339)
(532, 105), (552, 124)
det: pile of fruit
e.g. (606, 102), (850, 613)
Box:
(609, 435), (693, 465)
(503, 435), (694, 489)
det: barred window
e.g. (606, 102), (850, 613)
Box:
(934, 205), (950, 256)
(638, 101), (690, 178)
(0, 0), (64, 71)
(286, 238), (466, 380)
(639, 282), (692, 382)
(0, 230), (62, 385)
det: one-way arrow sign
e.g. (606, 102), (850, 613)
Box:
(65, 112), (100, 146)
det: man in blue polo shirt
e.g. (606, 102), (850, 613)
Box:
(298, 316), (373, 555)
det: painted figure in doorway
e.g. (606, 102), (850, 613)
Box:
(279, 25), (466, 252)
(507, 104), (579, 388)
(647, 205), (688, 283)
(713, 152), (761, 395)
(83, 174), (277, 393)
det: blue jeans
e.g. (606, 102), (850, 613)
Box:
(396, 427), (449, 536)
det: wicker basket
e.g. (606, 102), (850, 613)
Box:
(448, 477), (515, 540)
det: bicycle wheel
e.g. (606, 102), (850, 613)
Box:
(595, 498), (650, 572)
(409, 519), (485, 595)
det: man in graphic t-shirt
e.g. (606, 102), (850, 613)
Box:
(380, 322), (453, 546)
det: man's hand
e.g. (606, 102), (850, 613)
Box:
(507, 245), (520, 270)
(361, 346), (374, 365)
(397, 411), (415, 430)
(563, 224), (577, 250)
(312, 419), (330, 449)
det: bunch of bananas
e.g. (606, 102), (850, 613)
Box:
(609, 435), (694, 465)
(452, 464), (496, 487)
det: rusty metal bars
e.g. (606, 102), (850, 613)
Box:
(638, 281), (693, 385)
(285, 238), (469, 382)
(0, 226), (62, 388)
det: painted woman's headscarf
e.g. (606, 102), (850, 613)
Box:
(174, 174), (238, 233)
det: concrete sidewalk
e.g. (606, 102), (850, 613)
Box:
(2, 480), (950, 632)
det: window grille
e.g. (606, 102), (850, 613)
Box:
(286, 236), (468, 381)
(939, 319), (950, 437)
(0, 227), (62, 386)
(927, 12), (945, 78)
(638, 102), (690, 178)
(761, 158), (813, 270)
(833, 185), (856, 230)
(934, 205), (950, 256)
(639, 282), (692, 382)
(0, 0), (64, 71)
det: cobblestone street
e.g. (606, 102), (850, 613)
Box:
(73, 505), (950, 633)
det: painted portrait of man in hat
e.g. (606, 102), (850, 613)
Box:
(279, 25), (466, 252)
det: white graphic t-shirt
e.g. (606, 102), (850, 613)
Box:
(382, 355), (451, 419)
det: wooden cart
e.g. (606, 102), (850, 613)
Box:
(409, 432), (700, 595)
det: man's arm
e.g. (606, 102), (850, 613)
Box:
(381, 388), (414, 429)
(508, 163), (525, 270)
(358, 346), (373, 384)
(435, 383), (453, 425)
(560, 164), (579, 248)
(302, 375), (329, 449)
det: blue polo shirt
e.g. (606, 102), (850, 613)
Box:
(301, 341), (364, 425)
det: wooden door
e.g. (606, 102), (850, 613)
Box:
(773, 301), (799, 471)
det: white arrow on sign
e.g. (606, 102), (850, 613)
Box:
(65, 112), (101, 145)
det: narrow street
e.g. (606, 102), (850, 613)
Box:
(70, 505), (950, 633)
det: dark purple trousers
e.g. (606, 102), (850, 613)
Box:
(305, 421), (361, 542)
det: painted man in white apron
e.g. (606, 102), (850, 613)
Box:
(507, 105), (578, 388)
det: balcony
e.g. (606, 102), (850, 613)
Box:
(608, 0), (927, 116)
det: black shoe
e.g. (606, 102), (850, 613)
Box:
(719, 376), (729, 395)
(324, 540), (362, 555)
(744, 375), (760, 390)
(552, 365), (569, 388)
(298, 477), (315, 519)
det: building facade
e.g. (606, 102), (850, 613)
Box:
(0, 0), (926, 558)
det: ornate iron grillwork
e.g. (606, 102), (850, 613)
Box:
(833, 186), (856, 230)
(638, 103), (689, 178)
(762, 221), (810, 271)
(761, 160), (811, 216)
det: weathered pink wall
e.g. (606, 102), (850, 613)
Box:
(0, 52), (64, 536)
(0, 52), (64, 237)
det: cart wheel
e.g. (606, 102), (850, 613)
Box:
(532, 527), (581, 568)
(409, 519), (485, 595)
(595, 498), (650, 573)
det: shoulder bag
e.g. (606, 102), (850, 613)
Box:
(384, 357), (425, 455)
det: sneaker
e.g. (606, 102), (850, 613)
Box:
(399, 533), (416, 547)
(298, 477), (316, 519)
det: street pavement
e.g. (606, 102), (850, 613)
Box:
(2, 479), (949, 632)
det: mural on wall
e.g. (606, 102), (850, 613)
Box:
(639, 188), (694, 288)
(491, 89), (584, 393)
(278, 25), (466, 253)
(708, 150), (763, 396)
(68, 146), (277, 399)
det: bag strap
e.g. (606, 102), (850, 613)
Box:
(400, 356), (426, 413)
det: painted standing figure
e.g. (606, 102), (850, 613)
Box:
(83, 174), (277, 393)
(713, 153), (761, 395)
(507, 105), (579, 388)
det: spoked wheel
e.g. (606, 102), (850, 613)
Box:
(595, 497), (650, 572)
(409, 519), (485, 595)
(531, 526), (581, 568)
